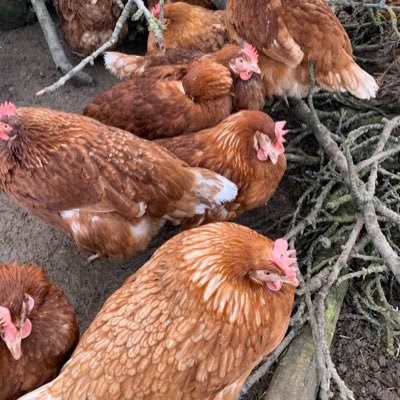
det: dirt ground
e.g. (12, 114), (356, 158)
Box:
(0, 15), (398, 400)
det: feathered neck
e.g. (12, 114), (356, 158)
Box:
(0, 108), (84, 175)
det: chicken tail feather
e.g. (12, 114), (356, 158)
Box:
(104, 51), (145, 80)
(17, 381), (58, 400)
(318, 53), (379, 100)
(191, 168), (238, 213)
(346, 62), (379, 100)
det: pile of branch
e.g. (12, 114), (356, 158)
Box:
(241, 2), (400, 399)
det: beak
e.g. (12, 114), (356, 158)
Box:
(275, 274), (299, 287)
(4, 334), (22, 360)
(269, 151), (279, 165)
(253, 270), (299, 287)
(287, 276), (299, 287)
(251, 63), (261, 74)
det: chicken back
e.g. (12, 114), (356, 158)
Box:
(226, 0), (379, 99)
(85, 44), (262, 139)
(0, 261), (78, 400)
(18, 222), (298, 400)
(147, 2), (227, 54)
(0, 102), (237, 260)
(157, 110), (287, 223)
(104, 46), (266, 111)
(54, 0), (128, 56)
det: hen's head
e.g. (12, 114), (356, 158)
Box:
(0, 263), (35, 360)
(249, 238), (298, 292)
(254, 116), (288, 164)
(177, 222), (298, 297)
(151, 3), (171, 26)
(215, 43), (260, 81)
(0, 102), (17, 142)
(224, 110), (287, 164)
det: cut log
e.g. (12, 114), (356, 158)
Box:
(261, 280), (349, 400)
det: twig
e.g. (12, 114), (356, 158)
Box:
(30, 0), (93, 84)
(356, 145), (400, 172)
(285, 181), (335, 240)
(337, 264), (388, 284)
(311, 217), (364, 400)
(285, 153), (320, 166)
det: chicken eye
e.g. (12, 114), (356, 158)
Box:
(1, 123), (12, 132)
(238, 58), (244, 64)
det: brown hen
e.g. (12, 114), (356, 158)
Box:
(19, 222), (298, 400)
(156, 110), (287, 223)
(0, 103), (237, 260)
(225, 0), (379, 99)
(84, 44), (261, 140)
(147, 2), (227, 54)
(104, 45), (266, 111)
(0, 261), (78, 400)
(54, 0), (128, 56)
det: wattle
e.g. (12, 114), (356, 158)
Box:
(240, 71), (252, 81)
(267, 281), (283, 291)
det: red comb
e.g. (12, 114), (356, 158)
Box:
(243, 43), (258, 64)
(152, 3), (160, 17)
(0, 102), (17, 118)
(271, 239), (297, 279)
(273, 120), (288, 154)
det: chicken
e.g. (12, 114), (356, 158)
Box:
(0, 261), (78, 400)
(225, 0), (379, 99)
(19, 222), (299, 400)
(148, 0), (217, 10)
(0, 102), (237, 260)
(53, 0), (128, 56)
(104, 45), (266, 111)
(84, 43), (261, 140)
(156, 110), (287, 223)
(147, 2), (227, 54)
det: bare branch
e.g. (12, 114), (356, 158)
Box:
(36, 0), (166, 96)
(30, 0), (93, 84)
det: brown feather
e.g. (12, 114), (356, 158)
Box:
(23, 223), (296, 400)
(156, 110), (286, 224)
(105, 45), (265, 112)
(147, 2), (227, 54)
(225, 0), (378, 99)
(84, 58), (234, 139)
(0, 262), (78, 400)
(0, 107), (237, 260)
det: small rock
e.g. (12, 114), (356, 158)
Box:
(378, 355), (387, 367)
(8, 86), (14, 93)
(338, 363), (347, 374)
(370, 360), (380, 371)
